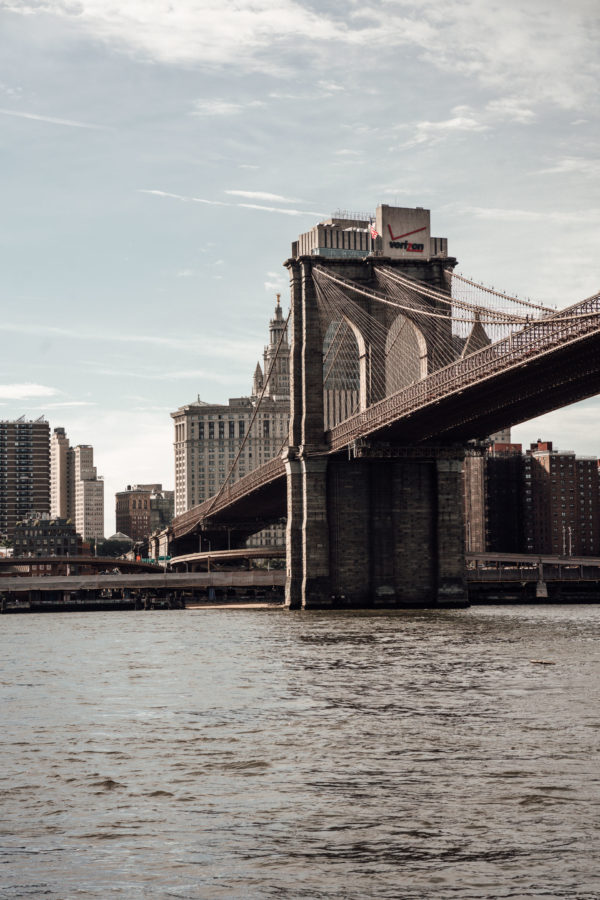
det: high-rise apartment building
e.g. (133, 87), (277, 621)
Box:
(50, 427), (75, 520)
(172, 298), (290, 518)
(464, 438), (600, 556)
(50, 430), (104, 541)
(523, 441), (599, 556)
(0, 416), (50, 540)
(74, 445), (104, 541)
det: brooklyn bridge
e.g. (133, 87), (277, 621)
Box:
(155, 205), (600, 609)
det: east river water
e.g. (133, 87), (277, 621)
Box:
(1, 605), (600, 899)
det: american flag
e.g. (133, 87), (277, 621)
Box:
(370, 223), (379, 239)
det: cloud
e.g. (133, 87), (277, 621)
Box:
(82, 364), (241, 383)
(138, 189), (226, 206)
(485, 97), (536, 124)
(317, 80), (344, 93)
(5, 1), (597, 110)
(192, 98), (264, 116)
(538, 157), (600, 178)
(225, 190), (303, 203)
(0, 107), (108, 129)
(264, 270), (287, 293)
(140, 188), (325, 218)
(0, 383), (58, 400)
(236, 202), (325, 217)
(44, 400), (97, 408)
(0, 319), (256, 356)
(455, 204), (600, 225)
(405, 106), (489, 147)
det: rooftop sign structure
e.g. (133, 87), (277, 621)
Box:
(293, 204), (447, 260)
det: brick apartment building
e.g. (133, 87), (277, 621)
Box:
(464, 439), (600, 556)
(0, 416), (50, 541)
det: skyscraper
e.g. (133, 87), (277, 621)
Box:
(171, 297), (290, 545)
(50, 427), (75, 520)
(0, 416), (50, 540)
(50, 428), (104, 541)
(74, 445), (104, 541)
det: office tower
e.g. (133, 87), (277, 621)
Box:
(172, 297), (290, 514)
(171, 297), (289, 547)
(0, 416), (50, 540)
(74, 445), (104, 541)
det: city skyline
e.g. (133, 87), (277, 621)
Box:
(1, 1), (599, 534)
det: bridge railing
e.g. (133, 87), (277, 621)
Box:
(172, 456), (285, 537)
(329, 293), (600, 450)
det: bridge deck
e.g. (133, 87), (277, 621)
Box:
(171, 288), (600, 539)
(0, 572), (286, 592)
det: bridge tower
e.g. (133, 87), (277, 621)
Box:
(284, 205), (467, 609)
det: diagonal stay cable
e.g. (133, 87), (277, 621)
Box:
(203, 308), (292, 518)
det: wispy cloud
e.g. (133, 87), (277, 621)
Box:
(44, 400), (97, 408)
(192, 99), (264, 116)
(0, 383), (58, 400)
(264, 270), (287, 293)
(225, 190), (303, 203)
(0, 319), (257, 356)
(6, 2), (599, 110)
(538, 157), (600, 178)
(140, 188), (324, 218)
(485, 97), (536, 124)
(404, 106), (489, 148)
(0, 107), (108, 129)
(456, 204), (600, 224)
(82, 364), (241, 383)
(237, 202), (325, 217)
(139, 189), (226, 206)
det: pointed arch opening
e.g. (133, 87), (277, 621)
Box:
(385, 313), (428, 395)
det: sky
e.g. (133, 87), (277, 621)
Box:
(0, 0), (599, 534)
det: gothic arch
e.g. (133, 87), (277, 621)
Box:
(385, 313), (428, 395)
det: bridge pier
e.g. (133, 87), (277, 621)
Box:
(286, 448), (467, 609)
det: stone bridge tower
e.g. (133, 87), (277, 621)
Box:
(283, 205), (467, 609)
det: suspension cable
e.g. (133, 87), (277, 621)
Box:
(203, 308), (291, 517)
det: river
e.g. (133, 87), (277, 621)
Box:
(1, 605), (599, 899)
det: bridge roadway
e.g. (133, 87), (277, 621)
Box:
(0, 555), (163, 574)
(169, 546), (285, 570)
(468, 552), (600, 582)
(172, 287), (600, 541)
(3, 553), (600, 595)
(0, 570), (285, 593)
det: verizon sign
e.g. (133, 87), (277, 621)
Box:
(375, 205), (430, 260)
